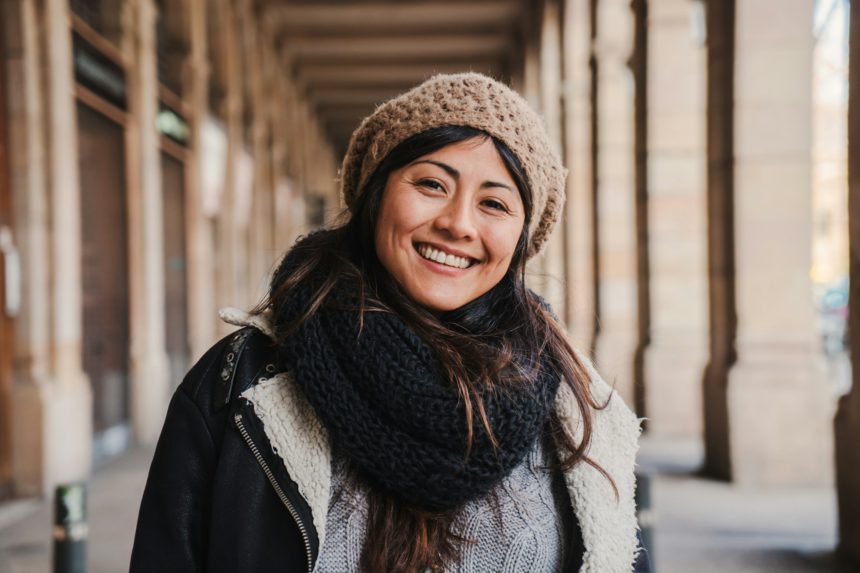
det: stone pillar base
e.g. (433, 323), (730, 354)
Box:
(643, 338), (706, 438)
(835, 394), (860, 564)
(12, 374), (92, 497)
(130, 348), (169, 445)
(702, 358), (732, 480)
(728, 352), (833, 486)
(10, 379), (46, 497)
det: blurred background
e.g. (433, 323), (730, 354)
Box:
(0, 0), (858, 571)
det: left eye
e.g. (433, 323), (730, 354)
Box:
(482, 199), (509, 213)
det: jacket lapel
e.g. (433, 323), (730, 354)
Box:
(239, 373), (332, 551)
(220, 307), (333, 548)
(553, 358), (644, 572)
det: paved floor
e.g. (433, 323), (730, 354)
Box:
(0, 438), (852, 572)
(0, 447), (152, 573)
(639, 440), (846, 573)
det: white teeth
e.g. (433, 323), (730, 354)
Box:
(416, 244), (472, 269)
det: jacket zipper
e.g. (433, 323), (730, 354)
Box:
(234, 413), (313, 573)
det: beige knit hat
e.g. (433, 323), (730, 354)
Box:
(339, 72), (567, 259)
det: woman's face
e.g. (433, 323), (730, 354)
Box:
(374, 137), (526, 312)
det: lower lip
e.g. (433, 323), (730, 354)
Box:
(414, 249), (472, 276)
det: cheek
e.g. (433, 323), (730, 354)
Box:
(377, 192), (416, 241)
(486, 224), (523, 266)
(374, 194), (417, 271)
(375, 193), (399, 246)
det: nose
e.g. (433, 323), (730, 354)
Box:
(433, 196), (476, 240)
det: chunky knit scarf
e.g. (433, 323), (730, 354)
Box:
(270, 243), (561, 511)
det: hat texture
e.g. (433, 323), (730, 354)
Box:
(339, 72), (567, 259)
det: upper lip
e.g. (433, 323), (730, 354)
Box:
(414, 241), (481, 262)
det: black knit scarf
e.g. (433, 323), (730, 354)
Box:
(270, 242), (561, 511)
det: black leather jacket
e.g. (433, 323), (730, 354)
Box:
(131, 328), (318, 572)
(130, 326), (651, 572)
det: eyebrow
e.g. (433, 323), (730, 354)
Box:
(411, 159), (516, 194)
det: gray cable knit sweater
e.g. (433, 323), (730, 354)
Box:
(315, 438), (570, 573)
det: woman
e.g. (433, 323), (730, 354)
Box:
(131, 73), (650, 573)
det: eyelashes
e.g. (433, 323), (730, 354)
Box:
(481, 199), (510, 213)
(414, 179), (511, 214)
(417, 179), (445, 192)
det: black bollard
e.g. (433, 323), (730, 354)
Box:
(53, 482), (87, 573)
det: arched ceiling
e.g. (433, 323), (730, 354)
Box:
(263, 0), (528, 156)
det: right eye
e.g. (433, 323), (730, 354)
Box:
(417, 179), (445, 192)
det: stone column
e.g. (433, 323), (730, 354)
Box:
(41, 0), (93, 490)
(246, 11), (274, 304)
(215, 0), (244, 335)
(271, 74), (301, 252)
(641, 0), (708, 438)
(702, 0), (736, 480)
(563, 0), (598, 353)
(519, 3), (542, 293)
(728, 0), (832, 486)
(537, 0), (568, 322)
(519, 1), (564, 318)
(284, 81), (306, 198)
(835, 0), (860, 562)
(591, 0), (639, 405)
(630, 0), (649, 417)
(184, 0), (217, 359)
(302, 101), (337, 212)
(123, 0), (170, 444)
(7, 0), (52, 496)
(520, 2), (542, 108)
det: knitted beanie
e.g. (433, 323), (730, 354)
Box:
(339, 72), (567, 259)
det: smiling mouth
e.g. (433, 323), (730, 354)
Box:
(414, 243), (477, 270)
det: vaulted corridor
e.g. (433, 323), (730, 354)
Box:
(0, 0), (858, 570)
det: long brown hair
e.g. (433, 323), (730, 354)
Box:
(256, 126), (614, 572)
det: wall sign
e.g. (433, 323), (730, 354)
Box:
(156, 102), (190, 145)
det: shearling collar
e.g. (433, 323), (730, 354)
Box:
(220, 307), (643, 573)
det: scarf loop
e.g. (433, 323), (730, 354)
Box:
(271, 247), (561, 510)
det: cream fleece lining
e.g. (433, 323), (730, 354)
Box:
(220, 307), (643, 572)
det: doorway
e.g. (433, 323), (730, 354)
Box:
(161, 150), (190, 389)
(77, 101), (131, 457)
